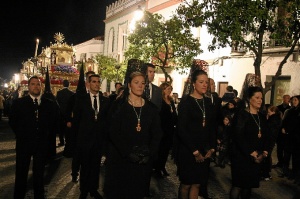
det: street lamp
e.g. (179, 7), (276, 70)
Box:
(115, 65), (121, 81)
(134, 5), (144, 21)
(38, 48), (47, 75)
(22, 59), (34, 78)
(14, 74), (20, 87)
(86, 58), (94, 71)
(129, 5), (144, 32)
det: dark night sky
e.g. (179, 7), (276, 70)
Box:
(0, 0), (116, 81)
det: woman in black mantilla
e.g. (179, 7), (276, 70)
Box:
(230, 84), (270, 199)
(177, 69), (216, 199)
(104, 70), (162, 199)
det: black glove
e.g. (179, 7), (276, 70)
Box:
(129, 151), (142, 163)
(129, 145), (150, 164)
(139, 156), (150, 164)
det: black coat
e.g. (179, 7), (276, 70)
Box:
(56, 88), (74, 119)
(104, 99), (162, 199)
(177, 95), (216, 184)
(9, 95), (59, 147)
(150, 83), (162, 111)
(73, 93), (110, 155)
(231, 109), (270, 188)
(267, 113), (281, 149)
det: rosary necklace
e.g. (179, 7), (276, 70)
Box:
(193, 95), (206, 127)
(250, 111), (261, 138)
(129, 97), (143, 132)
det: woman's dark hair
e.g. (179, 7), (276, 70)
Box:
(291, 95), (300, 108)
(191, 69), (208, 83)
(268, 105), (280, 115)
(159, 82), (173, 101)
(247, 86), (263, 98)
(226, 86), (233, 92)
(245, 86), (263, 105)
(224, 114), (232, 124)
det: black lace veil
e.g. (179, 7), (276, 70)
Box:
(181, 59), (209, 98)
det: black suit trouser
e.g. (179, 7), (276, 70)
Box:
(14, 143), (47, 199)
(78, 145), (101, 194)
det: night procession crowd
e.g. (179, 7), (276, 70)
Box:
(3, 59), (300, 199)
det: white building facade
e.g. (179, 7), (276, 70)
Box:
(104, 0), (300, 105)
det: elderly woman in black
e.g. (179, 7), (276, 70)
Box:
(177, 69), (216, 199)
(230, 86), (270, 199)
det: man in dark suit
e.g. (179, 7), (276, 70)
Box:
(145, 63), (162, 111)
(73, 74), (110, 199)
(9, 76), (59, 199)
(56, 79), (74, 155)
(68, 70), (95, 182)
(274, 94), (291, 168)
(143, 63), (162, 197)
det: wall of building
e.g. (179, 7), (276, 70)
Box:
(104, 0), (300, 100)
(209, 55), (300, 104)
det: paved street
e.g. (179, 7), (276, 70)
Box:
(1, 116), (300, 199)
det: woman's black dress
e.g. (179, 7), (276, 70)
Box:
(104, 99), (162, 199)
(231, 109), (270, 188)
(177, 95), (216, 185)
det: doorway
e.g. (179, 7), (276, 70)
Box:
(218, 82), (228, 98)
(271, 76), (291, 106)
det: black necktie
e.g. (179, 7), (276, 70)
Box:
(145, 84), (151, 101)
(93, 95), (97, 111)
(34, 98), (38, 107)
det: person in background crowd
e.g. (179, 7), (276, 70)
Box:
(177, 69), (216, 199)
(277, 95), (291, 116)
(72, 74), (110, 199)
(143, 63), (162, 197)
(104, 71), (162, 199)
(172, 92), (180, 105)
(221, 100), (237, 120)
(68, 71), (96, 183)
(144, 63), (162, 111)
(56, 79), (74, 155)
(230, 86), (270, 199)
(0, 92), (5, 121)
(109, 82), (123, 102)
(273, 94), (291, 168)
(221, 85), (236, 105)
(116, 86), (124, 100)
(281, 95), (300, 182)
(154, 82), (178, 178)
(9, 76), (59, 199)
(103, 91), (109, 97)
(12, 86), (23, 101)
(3, 89), (11, 117)
(261, 105), (281, 181)
(233, 89), (238, 98)
(216, 115), (232, 169)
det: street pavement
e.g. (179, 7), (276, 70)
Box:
(1, 116), (300, 199)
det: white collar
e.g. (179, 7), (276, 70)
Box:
(29, 94), (41, 104)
